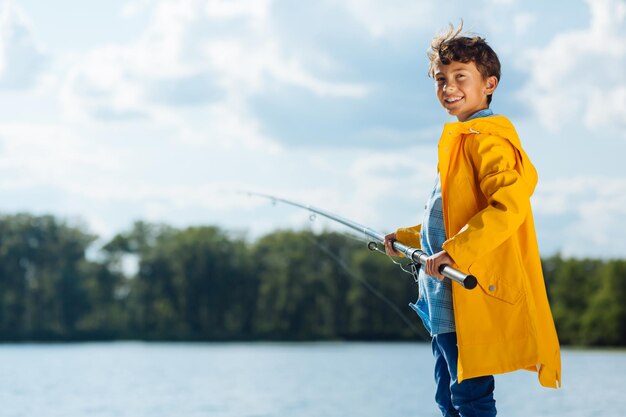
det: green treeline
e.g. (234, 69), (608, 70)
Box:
(0, 213), (624, 346)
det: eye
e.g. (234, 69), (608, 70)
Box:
(456, 74), (466, 79)
(436, 77), (445, 84)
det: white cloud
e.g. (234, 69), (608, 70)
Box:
(533, 175), (626, 257)
(0, 123), (123, 187)
(203, 38), (369, 98)
(341, 0), (440, 39)
(75, 0), (366, 106)
(513, 12), (535, 36)
(346, 147), (436, 225)
(205, 0), (270, 21)
(0, 0), (47, 89)
(519, 0), (626, 133)
(0, 118), (281, 240)
(59, 0), (369, 152)
(121, 0), (154, 18)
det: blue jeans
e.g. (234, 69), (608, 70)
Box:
(431, 332), (497, 417)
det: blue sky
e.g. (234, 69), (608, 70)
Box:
(0, 0), (625, 258)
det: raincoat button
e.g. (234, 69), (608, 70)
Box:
(489, 285), (496, 292)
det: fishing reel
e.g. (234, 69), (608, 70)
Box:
(367, 241), (420, 284)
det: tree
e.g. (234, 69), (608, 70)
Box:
(0, 214), (96, 340)
(579, 260), (626, 346)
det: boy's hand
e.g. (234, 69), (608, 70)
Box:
(384, 233), (401, 257)
(425, 250), (455, 281)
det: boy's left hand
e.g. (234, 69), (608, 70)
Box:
(425, 250), (455, 281)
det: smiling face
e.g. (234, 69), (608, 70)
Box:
(434, 60), (498, 122)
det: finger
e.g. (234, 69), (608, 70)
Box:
(385, 241), (393, 256)
(435, 270), (445, 281)
(425, 258), (434, 276)
(389, 241), (396, 254)
(434, 261), (445, 281)
(386, 238), (398, 256)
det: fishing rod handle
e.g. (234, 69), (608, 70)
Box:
(439, 264), (478, 290)
(399, 245), (477, 290)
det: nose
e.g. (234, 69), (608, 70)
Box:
(443, 80), (456, 93)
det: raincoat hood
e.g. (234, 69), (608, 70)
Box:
(453, 115), (538, 196)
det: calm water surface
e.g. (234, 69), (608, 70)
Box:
(0, 342), (624, 417)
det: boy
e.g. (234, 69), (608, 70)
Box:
(384, 24), (561, 417)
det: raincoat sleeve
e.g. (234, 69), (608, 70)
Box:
(395, 224), (422, 249)
(442, 134), (531, 271)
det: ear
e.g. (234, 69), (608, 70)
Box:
(485, 76), (498, 95)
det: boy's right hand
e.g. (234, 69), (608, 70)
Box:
(384, 233), (401, 257)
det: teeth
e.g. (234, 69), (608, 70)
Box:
(446, 97), (463, 103)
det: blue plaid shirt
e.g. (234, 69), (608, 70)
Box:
(409, 108), (494, 335)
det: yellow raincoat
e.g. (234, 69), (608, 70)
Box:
(396, 115), (561, 388)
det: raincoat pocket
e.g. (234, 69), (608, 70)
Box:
(469, 262), (523, 305)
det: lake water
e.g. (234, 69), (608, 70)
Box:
(0, 342), (624, 417)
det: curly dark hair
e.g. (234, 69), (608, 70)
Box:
(428, 22), (501, 105)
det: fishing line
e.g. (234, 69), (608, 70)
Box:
(301, 227), (428, 341)
(296, 215), (426, 338)
(238, 190), (477, 290)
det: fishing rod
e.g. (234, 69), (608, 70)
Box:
(244, 191), (477, 290)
